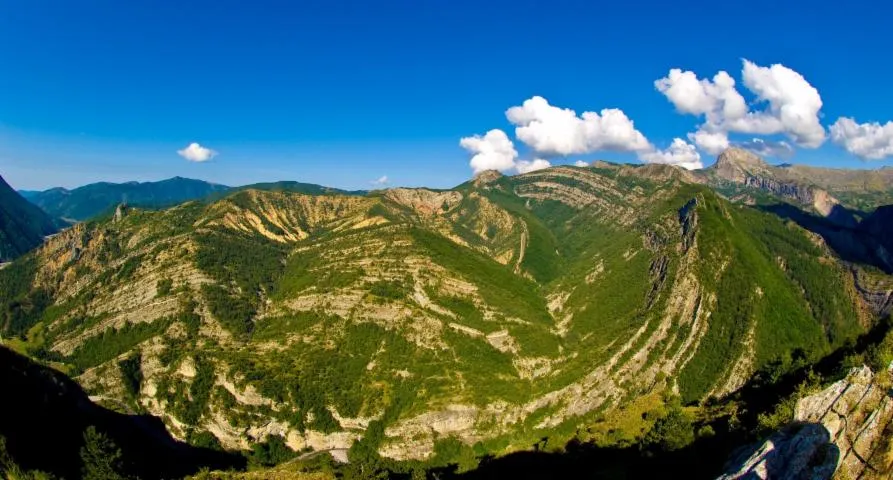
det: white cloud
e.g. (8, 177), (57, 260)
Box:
(655, 60), (825, 154)
(740, 60), (825, 147)
(574, 160), (589, 167)
(371, 175), (389, 186)
(177, 142), (218, 162)
(830, 117), (893, 160)
(735, 138), (795, 158)
(687, 129), (730, 155)
(459, 129), (519, 174)
(655, 69), (747, 125)
(505, 96), (651, 157)
(516, 158), (552, 174)
(638, 138), (703, 170)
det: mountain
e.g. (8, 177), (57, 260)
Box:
(237, 180), (366, 196)
(0, 161), (881, 478)
(23, 177), (231, 221)
(699, 148), (893, 223)
(0, 175), (58, 262)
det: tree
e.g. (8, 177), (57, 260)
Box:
(80, 426), (128, 480)
(642, 406), (695, 452)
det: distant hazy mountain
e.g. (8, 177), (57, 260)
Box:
(23, 177), (231, 221)
(0, 175), (58, 261)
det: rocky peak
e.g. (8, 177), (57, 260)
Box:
(713, 148), (770, 182)
(472, 170), (503, 187)
(709, 148), (847, 220)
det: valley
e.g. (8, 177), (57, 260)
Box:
(3, 150), (893, 478)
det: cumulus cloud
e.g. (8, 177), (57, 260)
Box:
(735, 138), (795, 158)
(177, 142), (218, 162)
(371, 175), (389, 186)
(655, 69), (747, 125)
(740, 60), (825, 147)
(830, 117), (893, 160)
(459, 129), (519, 174)
(516, 158), (552, 174)
(505, 96), (651, 157)
(462, 95), (706, 175)
(655, 60), (825, 155)
(639, 138), (703, 170)
(687, 129), (730, 155)
(459, 129), (556, 175)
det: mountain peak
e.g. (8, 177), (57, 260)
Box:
(714, 147), (768, 170)
(473, 169), (503, 186)
(711, 148), (771, 184)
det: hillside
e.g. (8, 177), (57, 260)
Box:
(0, 345), (243, 479)
(0, 159), (882, 479)
(23, 177), (231, 221)
(0, 175), (58, 262)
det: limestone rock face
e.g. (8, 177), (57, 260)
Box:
(718, 423), (838, 480)
(794, 366), (893, 479)
(713, 148), (772, 183)
(718, 366), (893, 480)
(709, 148), (842, 220)
(383, 188), (462, 216)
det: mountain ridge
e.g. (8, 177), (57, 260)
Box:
(0, 175), (59, 262)
(22, 176), (232, 222)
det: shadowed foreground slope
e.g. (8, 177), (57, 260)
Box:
(0, 346), (244, 479)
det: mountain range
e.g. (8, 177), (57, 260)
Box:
(2, 149), (893, 479)
(0, 175), (59, 262)
(20, 176), (232, 222)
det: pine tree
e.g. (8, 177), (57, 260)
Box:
(80, 426), (128, 480)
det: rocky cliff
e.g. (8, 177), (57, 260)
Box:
(705, 148), (844, 219)
(704, 147), (893, 216)
(719, 366), (893, 480)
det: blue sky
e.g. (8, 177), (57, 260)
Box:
(2, 1), (893, 190)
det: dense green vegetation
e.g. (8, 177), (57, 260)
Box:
(67, 317), (174, 373)
(156, 278), (174, 297)
(118, 353), (143, 401)
(201, 284), (256, 338)
(80, 426), (130, 480)
(0, 257), (49, 339)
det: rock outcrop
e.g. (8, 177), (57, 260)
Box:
(719, 366), (893, 479)
(718, 423), (839, 480)
(472, 169), (503, 187)
(794, 366), (893, 479)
